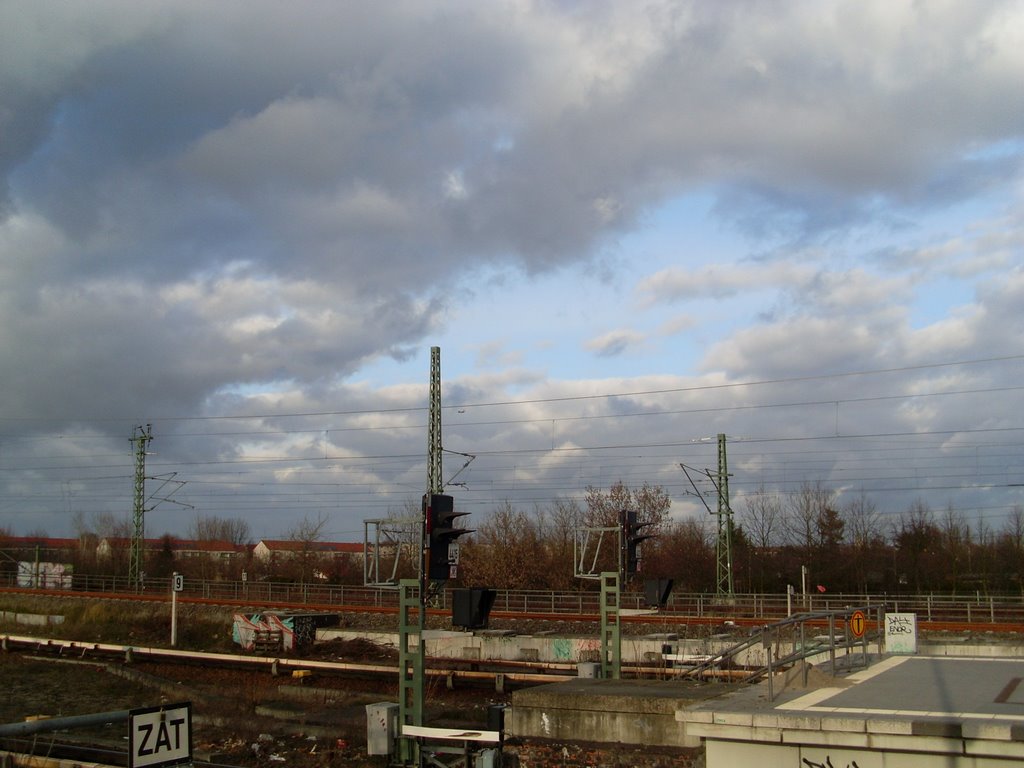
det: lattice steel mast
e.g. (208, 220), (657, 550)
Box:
(128, 424), (152, 590)
(398, 346), (442, 760)
(715, 433), (735, 597)
(427, 345), (442, 496)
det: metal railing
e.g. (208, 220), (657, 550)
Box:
(677, 604), (885, 700)
(2, 572), (1023, 625)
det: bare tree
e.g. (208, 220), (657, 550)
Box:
(939, 503), (970, 593)
(844, 491), (883, 548)
(188, 514), (252, 546)
(741, 485), (782, 550)
(843, 491), (886, 591)
(284, 513), (330, 585)
(534, 499), (582, 591)
(461, 501), (541, 590)
(894, 500), (942, 592)
(90, 512), (132, 540)
(997, 505), (1024, 594)
(584, 481), (671, 531)
(287, 513), (329, 543)
(645, 517), (713, 591)
(784, 481), (834, 552)
(578, 481), (671, 578)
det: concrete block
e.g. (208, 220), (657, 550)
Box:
(751, 713), (780, 729)
(866, 717), (914, 735)
(518, 647), (540, 662)
(782, 729), (867, 749)
(775, 714), (823, 731)
(911, 720), (961, 738)
(965, 739), (1024, 759)
(868, 733), (963, 753)
(677, 709), (714, 724)
(962, 721), (1011, 740)
(713, 711), (753, 726)
(748, 726), (784, 743)
(820, 715), (867, 733)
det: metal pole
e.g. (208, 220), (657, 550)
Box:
(171, 575), (178, 647)
(828, 614), (836, 675)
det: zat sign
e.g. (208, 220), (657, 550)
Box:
(129, 702), (192, 768)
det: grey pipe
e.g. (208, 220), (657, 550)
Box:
(0, 709), (129, 737)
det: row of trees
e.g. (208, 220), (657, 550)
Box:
(4, 482), (1022, 594)
(458, 482), (1024, 595)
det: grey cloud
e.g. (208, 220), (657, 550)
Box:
(2, 1), (1023, 537)
(7, 2), (1023, 286)
(586, 330), (643, 358)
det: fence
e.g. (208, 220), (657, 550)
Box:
(1, 571), (1023, 624)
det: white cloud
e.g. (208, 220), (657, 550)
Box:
(636, 263), (816, 304)
(1, 1), (1022, 538)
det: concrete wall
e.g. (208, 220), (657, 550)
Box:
(0, 611), (64, 626)
(320, 627), (1022, 670)
(702, 723), (1024, 767)
(320, 627), (877, 669)
(509, 679), (714, 749)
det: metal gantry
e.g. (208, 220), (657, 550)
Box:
(573, 525), (618, 581)
(363, 516), (419, 587)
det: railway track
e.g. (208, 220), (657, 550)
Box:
(1, 738), (130, 768)
(4, 585), (1023, 635)
(0, 633), (577, 688)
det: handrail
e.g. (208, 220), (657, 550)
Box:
(679, 603), (885, 695)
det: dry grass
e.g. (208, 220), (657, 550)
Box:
(0, 594), (236, 651)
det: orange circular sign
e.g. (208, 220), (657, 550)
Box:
(849, 610), (866, 638)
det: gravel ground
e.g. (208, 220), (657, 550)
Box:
(0, 636), (508, 768)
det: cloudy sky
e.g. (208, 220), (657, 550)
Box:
(1, 0), (1022, 545)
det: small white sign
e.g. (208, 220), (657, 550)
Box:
(129, 702), (192, 768)
(447, 541), (461, 565)
(172, 574), (184, 592)
(884, 612), (918, 654)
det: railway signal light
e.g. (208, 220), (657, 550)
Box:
(620, 509), (653, 576)
(425, 493), (472, 581)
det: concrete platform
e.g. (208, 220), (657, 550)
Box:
(509, 678), (729, 748)
(677, 656), (1024, 767)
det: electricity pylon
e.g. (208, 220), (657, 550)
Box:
(399, 346), (441, 760)
(714, 433), (734, 597)
(128, 424), (152, 590)
(680, 433), (734, 598)
(427, 345), (442, 497)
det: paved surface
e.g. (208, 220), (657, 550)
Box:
(778, 656), (1024, 722)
